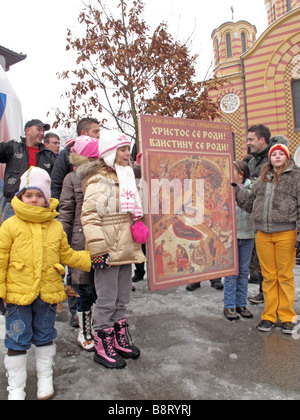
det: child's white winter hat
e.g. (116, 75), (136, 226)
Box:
(17, 166), (51, 207)
(98, 130), (131, 167)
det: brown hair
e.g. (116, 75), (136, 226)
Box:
(234, 161), (250, 183)
(261, 160), (291, 183)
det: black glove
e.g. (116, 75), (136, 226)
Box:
(91, 254), (110, 269)
(0, 298), (6, 315)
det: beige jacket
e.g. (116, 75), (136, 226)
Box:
(77, 158), (146, 266)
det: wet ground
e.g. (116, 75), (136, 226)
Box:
(1, 266), (300, 401)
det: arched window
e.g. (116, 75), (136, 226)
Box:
(241, 32), (247, 53)
(287, 0), (292, 11)
(226, 33), (232, 58)
(292, 79), (300, 131)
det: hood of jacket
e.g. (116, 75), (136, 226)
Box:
(11, 195), (59, 223)
(75, 155), (114, 181)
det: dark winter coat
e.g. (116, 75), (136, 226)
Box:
(51, 142), (75, 199)
(235, 163), (300, 233)
(58, 156), (94, 285)
(0, 137), (56, 201)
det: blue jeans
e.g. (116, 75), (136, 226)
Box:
(224, 238), (255, 308)
(5, 296), (57, 351)
(3, 201), (15, 221)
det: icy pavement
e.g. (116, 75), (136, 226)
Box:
(1, 266), (300, 401)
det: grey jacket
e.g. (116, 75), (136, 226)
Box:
(235, 164), (300, 233)
(235, 179), (255, 239)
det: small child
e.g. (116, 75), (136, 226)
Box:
(223, 161), (255, 321)
(0, 167), (91, 400)
(78, 131), (146, 369)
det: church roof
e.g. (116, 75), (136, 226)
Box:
(0, 45), (26, 71)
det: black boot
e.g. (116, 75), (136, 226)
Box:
(186, 282), (201, 291)
(94, 327), (126, 369)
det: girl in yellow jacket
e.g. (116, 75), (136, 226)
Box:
(0, 166), (91, 401)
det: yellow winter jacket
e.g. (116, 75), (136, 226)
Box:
(0, 196), (91, 306)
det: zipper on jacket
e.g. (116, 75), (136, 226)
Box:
(264, 181), (275, 233)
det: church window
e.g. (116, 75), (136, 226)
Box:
(226, 34), (232, 58)
(292, 79), (300, 131)
(241, 32), (247, 53)
(287, 0), (292, 11)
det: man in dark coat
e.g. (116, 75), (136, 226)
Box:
(0, 119), (56, 221)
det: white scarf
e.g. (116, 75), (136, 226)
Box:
(115, 164), (143, 221)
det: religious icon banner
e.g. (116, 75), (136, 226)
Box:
(138, 115), (238, 292)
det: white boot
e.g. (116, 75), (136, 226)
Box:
(35, 343), (56, 400)
(4, 353), (27, 400)
(77, 310), (94, 352)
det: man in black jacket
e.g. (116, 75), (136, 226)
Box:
(0, 119), (56, 220)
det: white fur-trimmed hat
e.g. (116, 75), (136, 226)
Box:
(98, 130), (131, 167)
(17, 166), (51, 207)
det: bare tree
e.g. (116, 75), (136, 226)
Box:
(53, 0), (223, 152)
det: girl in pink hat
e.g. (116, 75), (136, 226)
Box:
(58, 136), (100, 353)
(78, 130), (147, 369)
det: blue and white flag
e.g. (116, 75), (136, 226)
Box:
(0, 65), (23, 223)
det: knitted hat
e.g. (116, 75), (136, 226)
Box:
(98, 130), (131, 167)
(17, 166), (51, 207)
(269, 143), (290, 161)
(70, 135), (99, 158)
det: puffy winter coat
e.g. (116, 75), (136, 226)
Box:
(58, 160), (94, 285)
(77, 159), (146, 266)
(235, 163), (300, 233)
(0, 196), (91, 305)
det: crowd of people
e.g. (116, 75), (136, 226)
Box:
(0, 119), (299, 400)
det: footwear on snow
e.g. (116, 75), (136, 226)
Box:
(94, 327), (126, 369)
(113, 319), (140, 360)
(35, 343), (56, 400)
(77, 309), (94, 352)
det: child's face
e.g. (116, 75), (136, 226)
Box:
(270, 150), (288, 170)
(115, 146), (130, 167)
(21, 188), (47, 208)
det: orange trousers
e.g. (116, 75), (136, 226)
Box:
(255, 230), (297, 323)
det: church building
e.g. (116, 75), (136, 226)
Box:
(210, 0), (300, 159)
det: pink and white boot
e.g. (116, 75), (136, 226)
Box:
(113, 319), (140, 360)
(94, 327), (126, 369)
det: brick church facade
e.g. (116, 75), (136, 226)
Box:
(210, 0), (300, 160)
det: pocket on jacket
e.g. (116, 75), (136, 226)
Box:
(9, 262), (25, 270)
(53, 263), (66, 275)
